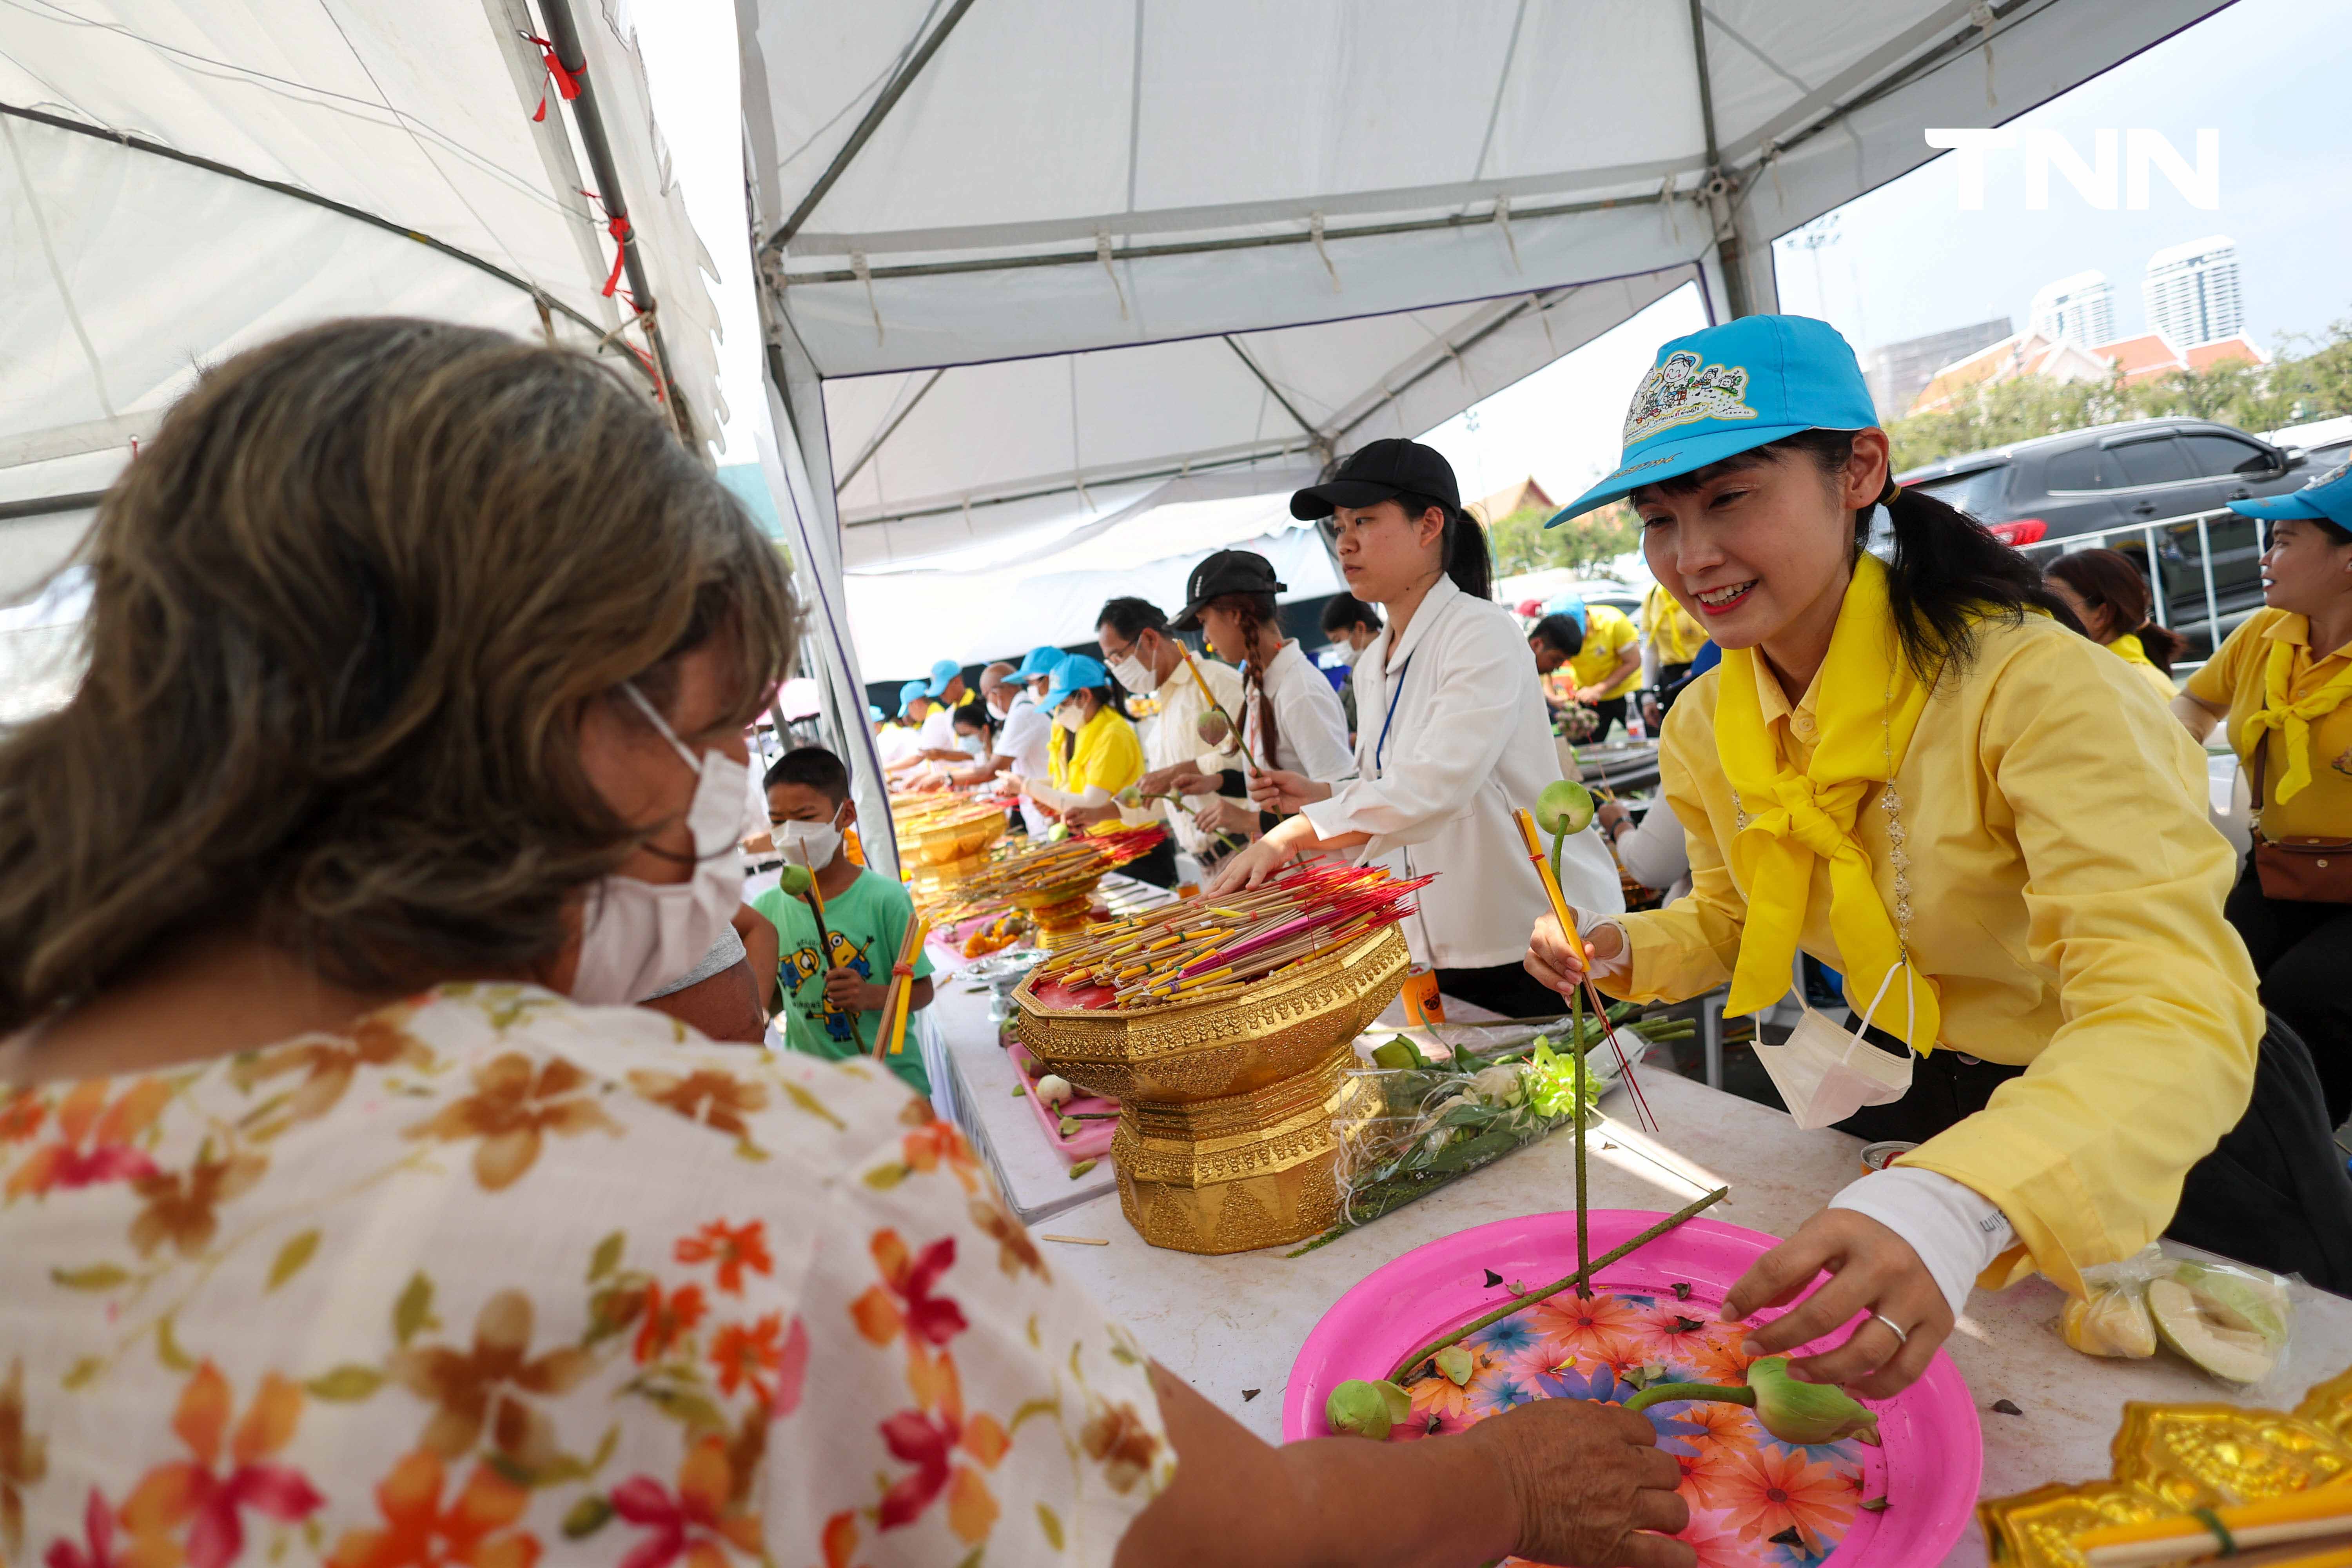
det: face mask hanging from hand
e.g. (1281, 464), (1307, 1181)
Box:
(570, 682), (750, 1006)
(1748, 962), (1917, 1131)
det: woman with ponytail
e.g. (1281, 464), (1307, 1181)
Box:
(1210, 439), (1622, 1020)
(1525, 315), (2352, 1401)
(2045, 547), (2188, 698)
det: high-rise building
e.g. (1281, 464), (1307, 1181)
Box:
(2143, 236), (2243, 348)
(1862, 318), (2013, 420)
(2029, 270), (2118, 347)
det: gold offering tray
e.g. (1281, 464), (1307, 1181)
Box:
(1982, 1363), (2352, 1566)
(1111, 1055), (1363, 1255)
(897, 802), (1007, 868)
(1011, 923), (1409, 1104)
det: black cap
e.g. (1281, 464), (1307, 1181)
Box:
(1289, 437), (1461, 521)
(1172, 549), (1287, 631)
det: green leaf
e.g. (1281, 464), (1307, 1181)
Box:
(50, 1263), (130, 1291)
(635, 1382), (727, 1434)
(1007, 1396), (1060, 1432)
(1036, 1503), (1065, 1551)
(305, 1365), (385, 1401)
(588, 1231), (625, 1282)
(62, 1356), (105, 1390)
(784, 1080), (846, 1129)
(156, 1314), (196, 1373)
(267, 1229), (321, 1291)
(586, 1423), (620, 1475)
(562, 1495), (614, 1539)
(862, 1162), (908, 1190)
(392, 1272), (437, 1346)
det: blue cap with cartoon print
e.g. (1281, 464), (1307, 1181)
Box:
(2231, 457), (2352, 530)
(1548, 314), (1878, 526)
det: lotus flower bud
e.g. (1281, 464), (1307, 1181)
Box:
(1535, 779), (1596, 838)
(1197, 711), (1231, 744)
(1469, 1064), (1524, 1106)
(1434, 1346), (1475, 1387)
(1035, 1074), (1076, 1109)
(1746, 1357), (1880, 1445)
(1325, 1378), (1413, 1440)
(776, 864), (815, 897)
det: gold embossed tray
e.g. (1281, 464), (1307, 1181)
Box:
(1111, 1058), (1363, 1254)
(1980, 1363), (2352, 1566)
(897, 802), (1007, 867)
(1011, 924), (1409, 1103)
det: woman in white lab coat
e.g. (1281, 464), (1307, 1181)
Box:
(1211, 439), (1621, 1018)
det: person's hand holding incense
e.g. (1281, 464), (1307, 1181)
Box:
(1524, 910), (1628, 991)
(1719, 1208), (1953, 1399)
(1246, 766), (1330, 815)
(823, 965), (886, 1013)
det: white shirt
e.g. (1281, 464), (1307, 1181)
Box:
(995, 692), (1055, 836)
(915, 703), (955, 753)
(1142, 654), (1244, 855)
(874, 723), (919, 767)
(1248, 639), (1355, 783)
(1303, 575), (1622, 969)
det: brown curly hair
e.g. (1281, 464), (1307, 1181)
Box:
(0, 318), (797, 1030)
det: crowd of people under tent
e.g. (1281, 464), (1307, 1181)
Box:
(0, 309), (2348, 1568)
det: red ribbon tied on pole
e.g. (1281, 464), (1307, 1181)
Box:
(601, 215), (630, 298)
(525, 34), (582, 122)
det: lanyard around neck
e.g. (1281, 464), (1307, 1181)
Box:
(1373, 655), (1415, 773)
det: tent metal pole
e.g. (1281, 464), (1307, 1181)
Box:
(534, 0), (697, 446)
(836, 367), (947, 488)
(0, 490), (106, 523)
(1221, 338), (1327, 459)
(0, 102), (657, 394)
(764, 0), (983, 254)
(1685, 0), (1751, 319)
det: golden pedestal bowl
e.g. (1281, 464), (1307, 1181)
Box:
(1111, 1054), (1363, 1254)
(898, 803), (1007, 869)
(1011, 924), (1408, 1104)
(1011, 872), (1105, 951)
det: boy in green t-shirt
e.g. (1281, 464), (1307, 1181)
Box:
(749, 746), (935, 1096)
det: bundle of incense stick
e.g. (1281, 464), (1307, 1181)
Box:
(872, 912), (929, 1058)
(924, 824), (1168, 924)
(1032, 863), (1432, 1010)
(2077, 1488), (2352, 1568)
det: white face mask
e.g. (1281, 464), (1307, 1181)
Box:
(1748, 964), (1917, 1130)
(774, 804), (846, 871)
(1106, 646), (1160, 695)
(570, 682), (750, 1007)
(1053, 701), (1085, 733)
(1331, 643), (1361, 668)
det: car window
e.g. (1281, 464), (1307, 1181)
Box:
(2178, 432), (2278, 478)
(1910, 466), (2007, 516)
(2108, 437), (2195, 486)
(2042, 445), (2113, 490)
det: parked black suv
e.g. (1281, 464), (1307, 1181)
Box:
(1896, 418), (2345, 655)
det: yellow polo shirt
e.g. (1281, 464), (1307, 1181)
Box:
(1608, 612), (2260, 1296)
(2185, 610), (2352, 842)
(2105, 633), (2179, 701)
(1568, 604), (1644, 701)
(1047, 705), (1145, 799)
(1643, 582), (1709, 666)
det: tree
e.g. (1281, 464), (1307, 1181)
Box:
(1884, 318), (2352, 472)
(1482, 502), (1640, 577)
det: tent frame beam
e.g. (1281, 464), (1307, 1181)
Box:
(1686, 0), (1751, 318)
(836, 367), (946, 488)
(1221, 338), (1327, 459)
(0, 100), (660, 393)
(762, 0), (983, 255)
(535, 0), (695, 444)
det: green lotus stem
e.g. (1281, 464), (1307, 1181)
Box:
(1384, 1186), (1729, 1383)
(1624, 1383), (1754, 1415)
(1572, 984), (1590, 1301)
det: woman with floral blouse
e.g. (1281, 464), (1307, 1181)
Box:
(0, 319), (1686, 1568)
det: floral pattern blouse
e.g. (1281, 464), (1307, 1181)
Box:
(0, 984), (1171, 1568)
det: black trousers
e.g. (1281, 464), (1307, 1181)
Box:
(2225, 852), (2352, 1129)
(1832, 1014), (2352, 1293)
(1122, 838), (1180, 889)
(1587, 695), (1629, 741)
(1436, 963), (1570, 1022)
(1653, 662), (1694, 717)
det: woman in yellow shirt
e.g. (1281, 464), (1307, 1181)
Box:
(1526, 315), (2350, 1401)
(1013, 653), (1171, 882)
(2175, 466), (2352, 1126)
(2043, 547), (2186, 700)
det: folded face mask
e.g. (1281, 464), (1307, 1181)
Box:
(1749, 964), (1917, 1130)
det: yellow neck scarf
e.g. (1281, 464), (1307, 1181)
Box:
(2241, 622), (2352, 804)
(1715, 553), (1942, 1052)
(2107, 632), (2157, 670)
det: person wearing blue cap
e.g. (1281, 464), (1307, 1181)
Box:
(1524, 314), (2350, 1396)
(877, 678), (932, 779)
(2177, 461), (2352, 1125)
(1006, 653), (1171, 881)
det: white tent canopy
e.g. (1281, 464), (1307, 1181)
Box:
(742, 0), (2229, 550)
(0, 0), (724, 601)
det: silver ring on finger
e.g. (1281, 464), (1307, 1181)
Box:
(1869, 1312), (1909, 1348)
